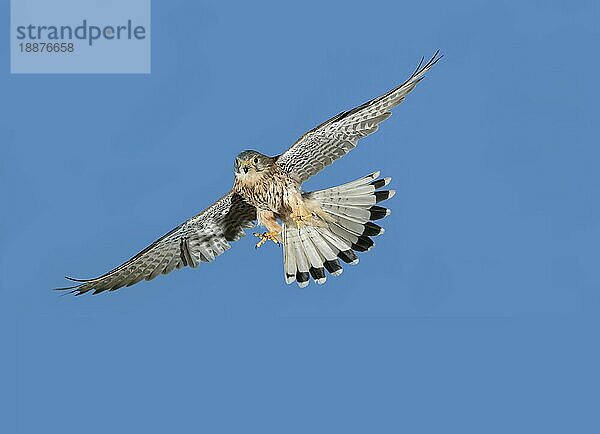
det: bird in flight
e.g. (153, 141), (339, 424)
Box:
(60, 51), (442, 295)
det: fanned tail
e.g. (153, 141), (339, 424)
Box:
(282, 171), (394, 287)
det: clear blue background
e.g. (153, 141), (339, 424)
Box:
(1, 0), (599, 432)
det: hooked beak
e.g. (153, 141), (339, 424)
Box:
(238, 160), (251, 174)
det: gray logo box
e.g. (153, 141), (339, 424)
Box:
(11, 0), (151, 74)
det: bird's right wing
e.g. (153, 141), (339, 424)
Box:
(59, 191), (256, 295)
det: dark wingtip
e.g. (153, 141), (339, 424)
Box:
(52, 285), (86, 297)
(53, 286), (83, 299)
(426, 50), (444, 67)
(64, 275), (91, 283)
(412, 56), (425, 77)
(54, 276), (94, 296)
(53, 284), (78, 291)
(412, 50), (443, 79)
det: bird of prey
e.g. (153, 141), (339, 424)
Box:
(60, 51), (442, 295)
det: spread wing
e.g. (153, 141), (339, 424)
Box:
(276, 51), (442, 183)
(59, 192), (256, 295)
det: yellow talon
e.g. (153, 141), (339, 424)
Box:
(254, 231), (280, 248)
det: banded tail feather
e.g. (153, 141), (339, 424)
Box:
(282, 172), (394, 287)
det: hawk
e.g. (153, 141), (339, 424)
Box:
(60, 52), (442, 295)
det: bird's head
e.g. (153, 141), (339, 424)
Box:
(234, 150), (272, 180)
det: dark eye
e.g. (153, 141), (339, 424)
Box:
(253, 157), (259, 164)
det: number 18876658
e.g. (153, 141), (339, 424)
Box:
(19, 42), (74, 53)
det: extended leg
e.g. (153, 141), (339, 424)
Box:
(289, 195), (314, 228)
(254, 210), (282, 249)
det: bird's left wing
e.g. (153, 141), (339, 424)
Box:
(59, 191), (256, 295)
(276, 51), (442, 183)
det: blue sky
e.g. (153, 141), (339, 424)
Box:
(1, 0), (599, 432)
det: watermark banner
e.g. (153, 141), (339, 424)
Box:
(11, 0), (151, 73)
